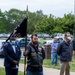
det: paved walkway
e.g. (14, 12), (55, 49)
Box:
(0, 58), (75, 75)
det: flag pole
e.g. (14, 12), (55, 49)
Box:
(24, 5), (28, 75)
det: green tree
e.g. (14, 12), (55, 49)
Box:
(62, 13), (74, 34)
(35, 14), (55, 34)
(4, 9), (26, 33)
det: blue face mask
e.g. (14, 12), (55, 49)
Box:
(11, 41), (16, 45)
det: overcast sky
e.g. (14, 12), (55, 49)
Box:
(0, 0), (74, 17)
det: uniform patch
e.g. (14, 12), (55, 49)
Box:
(31, 53), (36, 56)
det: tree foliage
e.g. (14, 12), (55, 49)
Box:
(0, 9), (75, 34)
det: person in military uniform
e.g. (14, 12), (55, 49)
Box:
(24, 34), (45, 75)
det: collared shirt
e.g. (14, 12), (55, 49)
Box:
(12, 45), (16, 53)
(51, 42), (58, 53)
(10, 42), (16, 53)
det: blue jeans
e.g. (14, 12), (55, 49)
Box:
(52, 52), (58, 65)
(26, 71), (43, 75)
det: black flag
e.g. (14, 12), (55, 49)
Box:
(15, 18), (27, 37)
(5, 18), (27, 42)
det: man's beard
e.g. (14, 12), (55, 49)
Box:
(32, 41), (38, 45)
(66, 39), (71, 43)
(67, 40), (71, 43)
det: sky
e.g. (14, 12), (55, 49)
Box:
(0, 0), (74, 17)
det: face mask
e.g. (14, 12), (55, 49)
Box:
(11, 41), (16, 45)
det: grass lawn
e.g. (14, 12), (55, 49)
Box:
(38, 38), (52, 46)
(43, 59), (75, 72)
(38, 38), (45, 46)
(1, 58), (75, 75)
(0, 67), (23, 75)
(20, 58), (75, 72)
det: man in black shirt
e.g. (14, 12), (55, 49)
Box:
(24, 34), (45, 75)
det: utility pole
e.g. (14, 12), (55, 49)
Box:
(73, 0), (75, 58)
(74, 0), (75, 38)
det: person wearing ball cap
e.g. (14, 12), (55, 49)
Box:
(57, 32), (73, 75)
